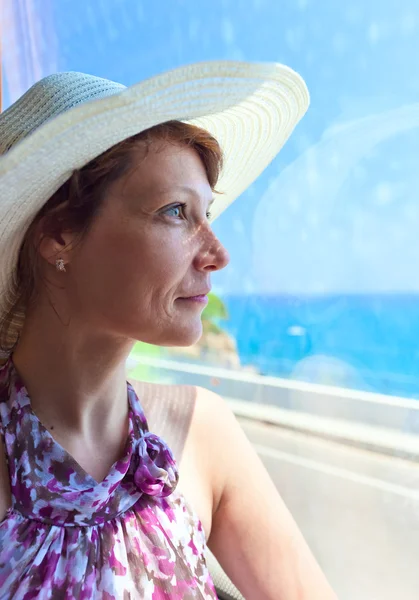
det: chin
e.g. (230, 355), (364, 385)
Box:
(165, 324), (203, 348)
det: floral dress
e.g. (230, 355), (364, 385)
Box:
(0, 358), (218, 599)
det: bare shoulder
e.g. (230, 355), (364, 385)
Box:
(0, 435), (11, 522)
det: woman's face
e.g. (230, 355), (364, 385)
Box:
(60, 141), (230, 347)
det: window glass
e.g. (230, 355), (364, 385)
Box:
(3, 2), (419, 598)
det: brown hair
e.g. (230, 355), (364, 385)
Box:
(0, 120), (223, 352)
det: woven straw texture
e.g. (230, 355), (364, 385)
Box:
(0, 60), (309, 349)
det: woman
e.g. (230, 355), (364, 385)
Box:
(0, 62), (337, 599)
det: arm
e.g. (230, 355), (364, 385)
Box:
(196, 387), (338, 600)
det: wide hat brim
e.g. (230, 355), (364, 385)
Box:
(0, 60), (309, 341)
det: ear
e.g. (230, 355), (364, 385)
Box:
(37, 221), (75, 269)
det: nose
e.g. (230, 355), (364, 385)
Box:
(194, 226), (230, 273)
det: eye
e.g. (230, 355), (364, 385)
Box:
(163, 203), (186, 219)
(162, 202), (212, 221)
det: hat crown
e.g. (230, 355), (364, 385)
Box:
(0, 72), (126, 155)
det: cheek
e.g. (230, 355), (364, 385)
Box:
(71, 229), (181, 313)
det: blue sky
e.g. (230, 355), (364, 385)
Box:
(3, 0), (419, 294)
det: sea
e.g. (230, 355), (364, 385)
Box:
(222, 294), (419, 399)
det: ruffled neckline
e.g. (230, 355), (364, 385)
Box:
(0, 358), (179, 526)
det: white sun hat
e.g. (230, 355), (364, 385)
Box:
(0, 60), (309, 349)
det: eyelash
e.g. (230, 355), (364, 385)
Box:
(164, 203), (212, 221)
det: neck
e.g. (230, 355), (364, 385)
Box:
(11, 307), (135, 436)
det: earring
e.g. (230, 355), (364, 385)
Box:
(55, 258), (66, 272)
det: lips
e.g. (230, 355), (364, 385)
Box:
(178, 288), (211, 299)
(177, 295), (209, 304)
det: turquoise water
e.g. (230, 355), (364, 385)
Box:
(222, 295), (419, 399)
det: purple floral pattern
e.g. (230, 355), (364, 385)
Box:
(0, 359), (217, 599)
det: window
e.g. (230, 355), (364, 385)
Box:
(2, 2), (418, 598)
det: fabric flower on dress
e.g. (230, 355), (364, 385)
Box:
(133, 431), (179, 497)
